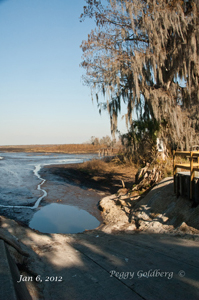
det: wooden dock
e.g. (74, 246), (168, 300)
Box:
(173, 150), (199, 203)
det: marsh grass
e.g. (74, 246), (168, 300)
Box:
(79, 159), (111, 174)
(0, 144), (104, 154)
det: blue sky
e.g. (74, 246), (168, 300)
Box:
(0, 0), (126, 145)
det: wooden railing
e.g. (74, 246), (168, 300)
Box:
(173, 150), (199, 199)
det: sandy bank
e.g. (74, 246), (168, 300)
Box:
(99, 177), (199, 239)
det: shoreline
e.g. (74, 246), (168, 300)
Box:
(0, 157), (199, 240)
(0, 160), (110, 227)
(1, 158), (199, 299)
(0, 153), (112, 227)
(0, 155), (137, 229)
(40, 161), (199, 239)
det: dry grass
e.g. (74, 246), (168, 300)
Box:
(78, 158), (138, 188)
(79, 159), (109, 172)
(0, 144), (108, 154)
(155, 156), (174, 177)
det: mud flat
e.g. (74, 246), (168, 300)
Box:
(0, 154), (102, 227)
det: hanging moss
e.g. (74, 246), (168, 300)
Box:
(80, 0), (199, 150)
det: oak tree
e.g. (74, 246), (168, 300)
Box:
(81, 0), (199, 150)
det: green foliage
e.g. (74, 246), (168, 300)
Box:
(122, 118), (160, 146)
(120, 118), (160, 163)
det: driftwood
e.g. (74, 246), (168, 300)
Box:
(136, 163), (150, 182)
(0, 229), (29, 257)
(121, 179), (125, 188)
(117, 180), (129, 195)
(133, 163), (162, 192)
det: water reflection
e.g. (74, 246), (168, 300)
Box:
(29, 203), (100, 234)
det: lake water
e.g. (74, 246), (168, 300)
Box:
(0, 152), (100, 233)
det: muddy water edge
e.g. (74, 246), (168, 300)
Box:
(0, 152), (103, 230)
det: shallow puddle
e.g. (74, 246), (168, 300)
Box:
(29, 203), (100, 234)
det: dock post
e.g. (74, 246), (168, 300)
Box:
(173, 150), (176, 193)
(190, 151), (194, 200)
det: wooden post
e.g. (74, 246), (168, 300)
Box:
(173, 150), (176, 193)
(190, 151), (194, 200)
